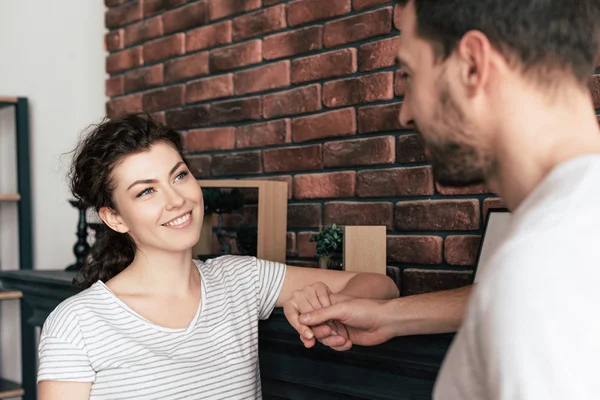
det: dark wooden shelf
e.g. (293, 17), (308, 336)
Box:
(0, 378), (24, 399)
(0, 194), (20, 202)
(0, 291), (22, 301)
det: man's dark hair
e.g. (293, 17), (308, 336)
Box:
(397, 0), (600, 84)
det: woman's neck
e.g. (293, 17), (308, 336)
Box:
(115, 247), (199, 297)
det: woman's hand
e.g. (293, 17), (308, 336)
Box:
(283, 282), (352, 351)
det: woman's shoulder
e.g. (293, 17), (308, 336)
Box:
(42, 282), (111, 336)
(195, 255), (257, 273)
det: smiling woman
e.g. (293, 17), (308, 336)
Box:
(36, 113), (399, 400)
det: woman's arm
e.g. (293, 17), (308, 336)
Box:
(275, 266), (399, 307)
(38, 381), (91, 400)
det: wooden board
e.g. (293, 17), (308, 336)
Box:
(0, 378), (24, 399)
(0, 97), (18, 104)
(0, 291), (22, 300)
(343, 226), (387, 275)
(0, 194), (20, 202)
(195, 180), (288, 264)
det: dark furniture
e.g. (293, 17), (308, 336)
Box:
(0, 270), (453, 400)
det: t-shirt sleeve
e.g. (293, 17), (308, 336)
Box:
(255, 258), (287, 320)
(37, 306), (95, 383)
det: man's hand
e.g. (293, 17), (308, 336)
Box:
(282, 282), (352, 350)
(299, 297), (395, 347)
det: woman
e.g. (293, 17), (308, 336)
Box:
(37, 114), (398, 400)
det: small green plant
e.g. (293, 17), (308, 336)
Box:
(310, 224), (344, 258)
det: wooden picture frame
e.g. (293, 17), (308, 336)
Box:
(193, 179), (288, 264)
(343, 226), (387, 275)
(473, 208), (511, 283)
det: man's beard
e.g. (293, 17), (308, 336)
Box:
(419, 77), (492, 187)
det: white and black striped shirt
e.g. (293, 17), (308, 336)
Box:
(38, 256), (287, 399)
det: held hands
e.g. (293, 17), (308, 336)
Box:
(299, 296), (395, 347)
(282, 282), (352, 351)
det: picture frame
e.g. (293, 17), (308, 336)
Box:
(472, 208), (512, 283)
(193, 179), (289, 264)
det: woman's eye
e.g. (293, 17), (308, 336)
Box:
(175, 171), (188, 181)
(137, 188), (154, 197)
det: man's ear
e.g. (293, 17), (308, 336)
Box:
(98, 206), (130, 234)
(456, 30), (493, 96)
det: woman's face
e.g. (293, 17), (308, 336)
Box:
(102, 142), (204, 255)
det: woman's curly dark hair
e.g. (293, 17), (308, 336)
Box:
(68, 113), (188, 290)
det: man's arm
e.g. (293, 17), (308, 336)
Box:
(387, 284), (472, 336)
(299, 284), (473, 347)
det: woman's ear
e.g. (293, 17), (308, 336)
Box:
(98, 206), (130, 234)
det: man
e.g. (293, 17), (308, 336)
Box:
(300, 0), (600, 398)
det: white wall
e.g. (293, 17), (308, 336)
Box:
(0, 0), (106, 385)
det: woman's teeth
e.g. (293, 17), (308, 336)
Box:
(164, 212), (191, 227)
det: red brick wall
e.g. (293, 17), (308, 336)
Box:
(103, 0), (514, 295)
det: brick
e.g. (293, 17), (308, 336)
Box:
(106, 76), (124, 97)
(210, 40), (262, 72)
(395, 69), (407, 96)
(444, 236), (481, 266)
(291, 49), (357, 84)
(211, 151), (262, 176)
(395, 200), (480, 231)
(265, 0), (284, 4)
(236, 119), (291, 148)
(263, 84), (321, 118)
(359, 36), (399, 72)
(325, 202), (393, 229)
(186, 74), (234, 103)
(323, 72), (393, 107)
(123, 65), (163, 93)
(105, 0), (128, 7)
(106, 47), (143, 74)
(292, 108), (356, 142)
(187, 154), (212, 178)
(143, 34), (184, 64)
(106, 1), (141, 29)
(165, 105), (211, 129)
(356, 166), (433, 197)
(151, 111), (166, 125)
(353, 0), (389, 10)
(397, 134), (427, 163)
(163, 2), (208, 34)
(590, 75), (600, 108)
(401, 269), (473, 296)
(106, 94), (143, 117)
(288, 204), (322, 228)
(142, 86), (185, 112)
(210, 97), (262, 124)
(297, 232), (318, 257)
(186, 21), (232, 52)
(164, 52), (209, 84)
(124, 17), (163, 46)
(483, 197), (506, 222)
(264, 26), (323, 60)
(324, 7), (392, 47)
(183, 127), (236, 152)
(436, 183), (492, 195)
(263, 144), (323, 173)
(234, 61), (290, 95)
(387, 236), (443, 265)
(324, 136), (395, 168)
(293, 171), (356, 199)
(358, 102), (402, 133)
(209, 0), (261, 20)
(143, 0), (186, 17)
(105, 30), (124, 52)
(287, 0), (351, 27)
(232, 5), (287, 41)
(394, 4), (403, 30)
(287, 232), (297, 257)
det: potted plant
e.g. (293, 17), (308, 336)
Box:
(310, 224), (344, 270)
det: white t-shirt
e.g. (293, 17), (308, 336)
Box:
(434, 155), (600, 400)
(38, 255), (287, 400)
